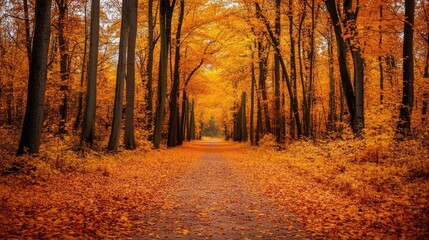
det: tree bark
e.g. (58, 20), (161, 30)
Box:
(250, 51), (256, 145)
(241, 92), (247, 142)
(257, 39), (270, 134)
(288, 0), (299, 139)
(73, 0), (88, 131)
(17, 0), (52, 155)
(256, 95), (263, 145)
(397, 0), (415, 136)
(81, 0), (100, 146)
(305, 0), (316, 137)
(108, 0), (129, 151)
(124, 0), (138, 149)
(23, 0), (32, 66)
(153, 0), (174, 148)
(327, 22), (336, 132)
(56, 0), (70, 135)
(343, 0), (364, 136)
(255, 2), (302, 137)
(274, 0), (282, 143)
(145, 0), (155, 135)
(378, 5), (384, 105)
(168, 0), (184, 148)
(325, 0), (357, 134)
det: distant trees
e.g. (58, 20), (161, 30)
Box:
(233, 92), (248, 142)
(17, 0), (53, 154)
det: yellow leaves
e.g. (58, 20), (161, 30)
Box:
(120, 215), (129, 222)
(182, 229), (190, 235)
(227, 139), (429, 239)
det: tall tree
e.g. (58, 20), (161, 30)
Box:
(241, 92), (248, 142)
(168, 0), (185, 148)
(153, 0), (175, 149)
(255, 2), (302, 137)
(378, 4), (384, 105)
(327, 22), (336, 132)
(397, 0), (415, 136)
(325, 0), (359, 136)
(145, 0), (155, 135)
(81, 0), (100, 146)
(288, 0), (299, 139)
(108, 0), (129, 151)
(73, 0), (89, 130)
(273, 0), (282, 143)
(343, 0), (364, 136)
(56, 0), (71, 134)
(124, 0), (138, 149)
(22, 0), (32, 66)
(305, 0), (316, 137)
(257, 39), (271, 134)
(250, 50), (256, 145)
(17, 0), (52, 155)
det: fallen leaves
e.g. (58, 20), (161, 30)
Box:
(0, 147), (203, 238)
(227, 139), (429, 239)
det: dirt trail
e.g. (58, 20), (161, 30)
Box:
(135, 140), (309, 239)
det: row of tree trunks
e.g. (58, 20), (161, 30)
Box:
(153, 0), (175, 149)
(107, 0), (130, 151)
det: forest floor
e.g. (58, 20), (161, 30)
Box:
(0, 136), (428, 239)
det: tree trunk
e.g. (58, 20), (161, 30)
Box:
(305, 0), (316, 137)
(422, 33), (429, 122)
(108, 0), (129, 151)
(378, 5), (384, 105)
(124, 0), (137, 149)
(250, 51), (256, 145)
(178, 90), (187, 144)
(153, 0), (173, 149)
(241, 92), (247, 142)
(255, 3), (302, 138)
(189, 99), (195, 140)
(397, 0), (415, 136)
(74, 0), (88, 131)
(343, 0), (364, 136)
(327, 22), (336, 132)
(81, 0), (100, 146)
(17, 0), (52, 155)
(168, 0), (184, 148)
(288, 0), (299, 139)
(146, 0), (155, 135)
(274, 0), (282, 143)
(23, 0), (32, 66)
(325, 0), (356, 134)
(257, 40), (270, 134)
(256, 95), (263, 145)
(56, 0), (70, 134)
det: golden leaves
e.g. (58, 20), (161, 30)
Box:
(228, 139), (429, 239)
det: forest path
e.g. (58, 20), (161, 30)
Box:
(135, 139), (308, 239)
